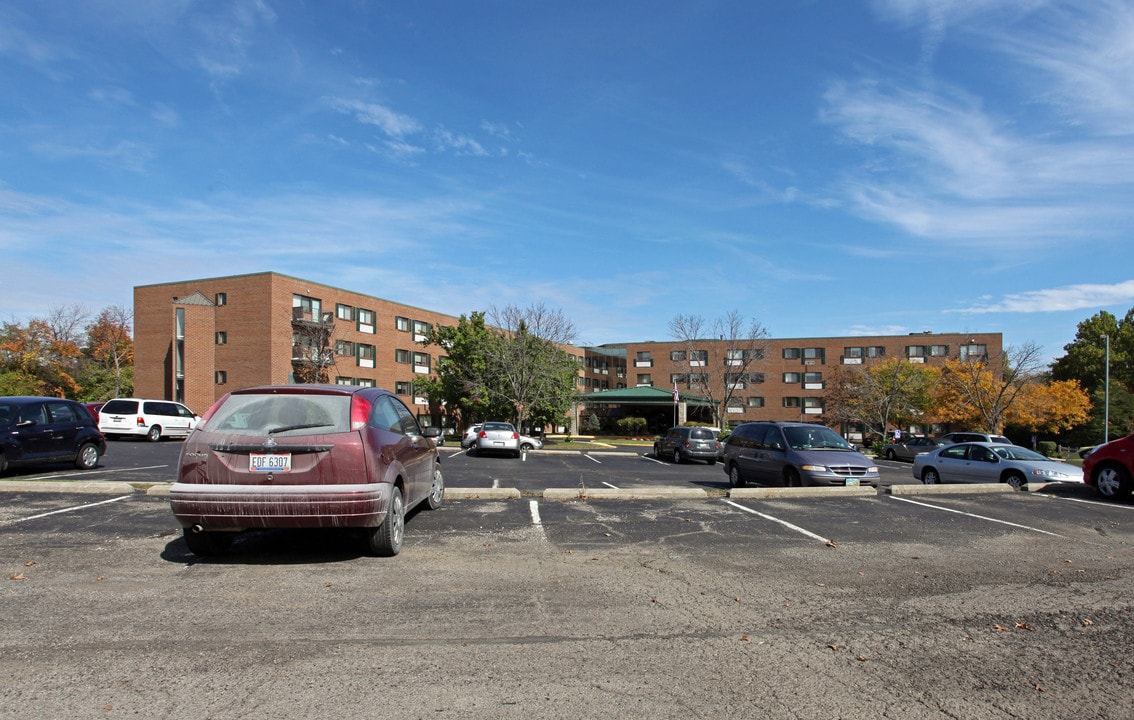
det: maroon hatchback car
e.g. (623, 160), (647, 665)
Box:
(170, 385), (443, 557)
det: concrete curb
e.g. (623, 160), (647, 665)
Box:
(543, 487), (708, 500)
(445, 487), (522, 500)
(0, 480), (139, 494)
(887, 483), (1017, 495)
(728, 486), (877, 499)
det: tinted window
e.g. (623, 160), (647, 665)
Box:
(757, 425), (783, 450)
(688, 428), (715, 440)
(101, 400), (139, 414)
(372, 397), (406, 434)
(940, 445), (968, 460)
(390, 397), (422, 436)
(18, 403), (49, 425)
(46, 401), (79, 424)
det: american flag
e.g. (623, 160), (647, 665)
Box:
(672, 383), (679, 403)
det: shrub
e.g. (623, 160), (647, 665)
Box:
(1037, 440), (1057, 457)
(616, 417), (648, 436)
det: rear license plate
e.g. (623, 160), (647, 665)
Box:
(250, 453), (291, 472)
(493, 441), (504, 446)
(845, 478), (859, 486)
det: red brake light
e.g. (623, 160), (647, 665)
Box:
(479, 430), (488, 438)
(136, 417), (146, 426)
(350, 394), (372, 430)
(512, 432), (519, 439)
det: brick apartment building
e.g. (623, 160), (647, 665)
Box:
(133, 272), (1002, 439)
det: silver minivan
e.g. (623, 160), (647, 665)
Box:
(722, 421), (879, 487)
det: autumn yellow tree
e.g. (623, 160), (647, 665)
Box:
(1007, 380), (1091, 435)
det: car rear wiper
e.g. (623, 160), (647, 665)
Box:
(267, 423), (334, 434)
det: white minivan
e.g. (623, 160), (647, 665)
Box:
(98, 398), (201, 441)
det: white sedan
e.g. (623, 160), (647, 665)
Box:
(473, 422), (521, 458)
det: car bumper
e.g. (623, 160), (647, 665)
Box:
(803, 471), (881, 486)
(169, 482), (393, 531)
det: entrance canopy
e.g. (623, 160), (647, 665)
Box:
(577, 386), (714, 407)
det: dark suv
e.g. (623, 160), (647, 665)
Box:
(1082, 432), (1133, 500)
(0, 396), (106, 476)
(654, 427), (720, 464)
(721, 421), (879, 487)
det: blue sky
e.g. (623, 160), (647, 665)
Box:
(2, 1), (1133, 362)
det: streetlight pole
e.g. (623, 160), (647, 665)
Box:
(1104, 334), (1110, 444)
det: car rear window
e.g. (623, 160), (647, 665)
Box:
(688, 428), (716, 440)
(202, 394), (350, 436)
(101, 400), (139, 414)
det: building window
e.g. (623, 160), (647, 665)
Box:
(336, 340), (355, 356)
(336, 303), (356, 321)
(866, 346), (886, 358)
(413, 352), (430, 373)
(670, 373), (687, 385)
(725, 372), (746, 388)
(215, 331), (227, 345)
(783, 397), (801, 408)
(844, 346), (863, 358)
(670, 350), (686, 362)
(688, 373), (708, 387)
(802, 397), (824, 413)
(803, 372), (823, 384)
(906, 346), (926, 358)
(395, 381), (411, 395)
(395, 349), (411, 363)
(358, 344), (376, 368)
(782, 348), (801, 359)
(749, 372), (765, 384)
(637, 374), (652, 386)
(215, 370), (227, 384)
(689, 349), (708, 366)
(336, 376), (354, 386)
(747, 396), (765, 408)
(214, 292), (227, 306)
(357, 308), (376, 333)
(960, 343), (988, 361)
(413, 320), (430, 340)
(929, 344), (949, 357)
(783, 372), (801, 384)
(293, 294), (320, 318)
(395, 316), (410, 332)
(802, 347), (824, 361)
(726, 399), (745, 413)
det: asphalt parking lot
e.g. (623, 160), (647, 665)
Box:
(2, 440), (1133, 719)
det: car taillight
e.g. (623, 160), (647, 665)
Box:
(512, 432), (519, 439)
(136, 417), (145, 426)
(350, 394), (372, 430)
(479, 430), (488, 438)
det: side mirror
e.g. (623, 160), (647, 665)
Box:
(423, 427), (442, 439)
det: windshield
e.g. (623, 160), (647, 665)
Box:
(783, 426), (852, 450)
(992, 446), (1048, 462)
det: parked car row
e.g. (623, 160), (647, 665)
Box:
(912, 442), (1081, 489)
(880, 431), (1013, 462)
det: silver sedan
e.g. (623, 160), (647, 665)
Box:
(912, 442), (1083, 489)
(882, 436), (948, 462)
(473, 421), (521, 458)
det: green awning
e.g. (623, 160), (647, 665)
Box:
(576, 386), (714, 407)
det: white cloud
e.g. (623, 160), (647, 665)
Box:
(330, 98), (422, 138)
(954, 280), (1134, 313)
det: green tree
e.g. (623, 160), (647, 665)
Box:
(1051, 308), (1134, 442)
(421, 305), (579, 431)
(823, 358), (939, 433)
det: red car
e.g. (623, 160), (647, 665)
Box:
(1082, 433), (1133, 500)
(169, 385), (444, 557)
(83, 402), (104, 424)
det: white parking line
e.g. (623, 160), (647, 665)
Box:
(1053, 496), (1134, 511)
(25, 464), (169, 481)
(529, 500), (542, 525)
(601, 481), (619, 489)
(3, 495), (133, 525)
(723, 499), (832, 544)
(583, 454), (603, 464)
(889, 495), (1062, 536)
